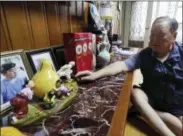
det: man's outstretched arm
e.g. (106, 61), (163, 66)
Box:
(76, 53), (140, 81)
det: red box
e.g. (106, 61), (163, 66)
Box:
(63, 33), (93, 74)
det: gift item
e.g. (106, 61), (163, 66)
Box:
(43, 90), (56, 109)
(10, 93), (28, 119)
(32, 59), (59, 98)
(59, 85), (70, 95)
(55, 79), (70, 98)
(20, 80), (34, 100)
(57, 61), (75, 80)
(63, 33), (93, 73)
(20, 88), (33, 100)
(96, 42), (111, 68)
(10, 81), (79, 127)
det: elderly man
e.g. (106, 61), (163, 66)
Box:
(76, 16), (183, 136)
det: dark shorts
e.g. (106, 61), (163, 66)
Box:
(133, 85), (183, 116)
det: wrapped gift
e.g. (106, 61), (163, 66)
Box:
(63, 33), (93, 73)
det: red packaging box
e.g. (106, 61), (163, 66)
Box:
(63, 33), (93, 74)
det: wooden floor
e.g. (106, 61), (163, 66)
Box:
(124, 116), (161, 136)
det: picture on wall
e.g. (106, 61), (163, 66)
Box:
(1, 50), (33, 104)
(26, 47), (58, 74)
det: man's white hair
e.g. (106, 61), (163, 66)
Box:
(153, 16), (178, 32)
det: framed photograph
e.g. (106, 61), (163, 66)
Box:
(1, 49), (33, 81)
(1, 50), (33, 110)
(26, 47), (58, 74)
(51, 44), (65, 69)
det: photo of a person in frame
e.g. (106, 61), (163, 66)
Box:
(1, 62), (28, 103)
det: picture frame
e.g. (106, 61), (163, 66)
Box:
(1, 49), (33, 80)
(51, 44), (66, 69)
(26, 47), (58, 74)
(1, 50), (33, 111)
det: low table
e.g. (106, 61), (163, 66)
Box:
(107, 72), (133, 136)
(8, 48), (139, 136)
(20, 72), (129, 136)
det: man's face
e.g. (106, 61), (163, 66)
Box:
(149, 23), (176, 56)
(3, 67), (17, 79)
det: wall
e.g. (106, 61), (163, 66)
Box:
(0, 1), (89, 51)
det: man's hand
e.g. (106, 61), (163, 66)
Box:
(75, 71), (97, 81)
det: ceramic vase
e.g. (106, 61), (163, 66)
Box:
(32, 59), (59, 98)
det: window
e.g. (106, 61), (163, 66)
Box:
(126, 1), (182, 47)
(151, 2), (182, 42)
(129, 2), (148, 41)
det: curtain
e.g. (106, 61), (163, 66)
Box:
(129, 2), (182, 42)
(151, 2), (182, 42)
(129, 2), (148, 41)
